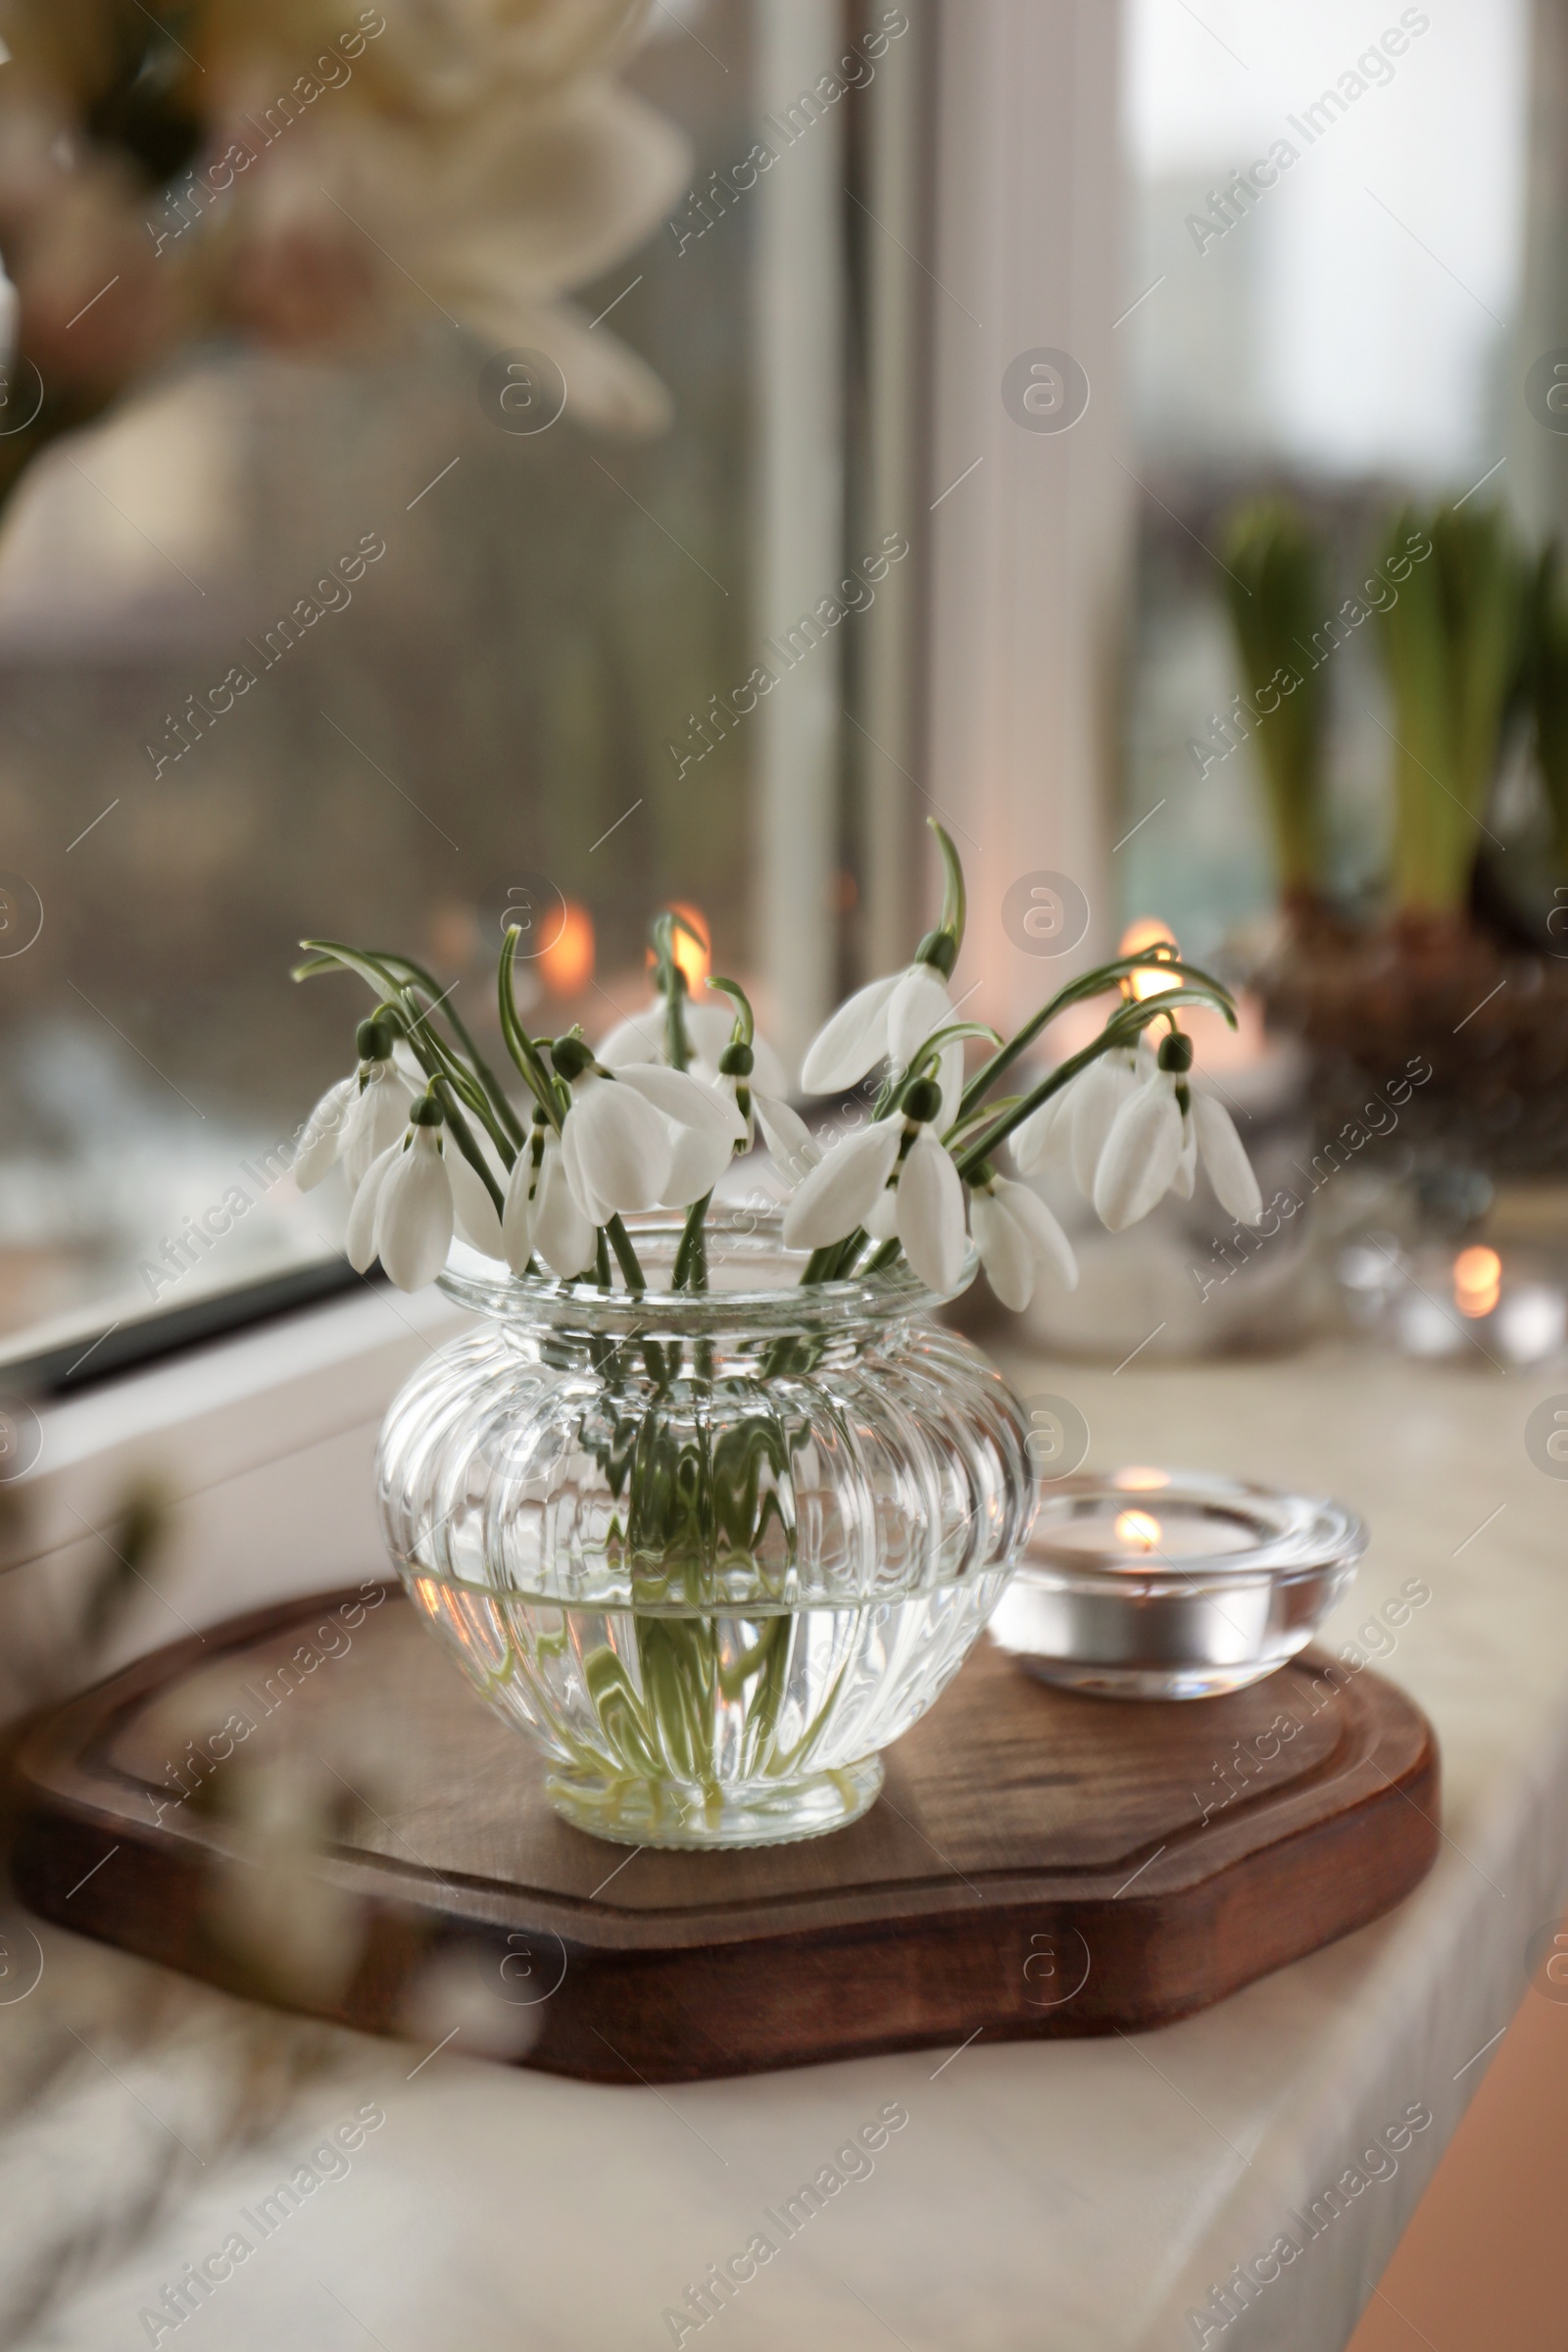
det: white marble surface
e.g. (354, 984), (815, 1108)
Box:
(9, 1340), (1568, 2352)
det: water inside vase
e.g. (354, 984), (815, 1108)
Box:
(400, 1563), (1010, 1847)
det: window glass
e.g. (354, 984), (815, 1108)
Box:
(0, 0), (825, 1363)
(1118, 0), (1533, 956)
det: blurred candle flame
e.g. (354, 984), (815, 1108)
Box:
(1118, 917), (1180, 1003)
(539, 899), (594, 996)
(1453, 1245), (1501, 1320)
(1113, 1508), (1162, 1552)
(1116, 1466), (1171, 1492)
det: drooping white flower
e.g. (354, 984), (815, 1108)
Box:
(1012, 1042), (1154, 1199)
(347, 1105), (455, 1290)
(970, 1177), (1078, 1309)
(502, 1128), (596, 1279)
(1093, 1050), (1263, 1233)
(446, 1133), (507, 1259)
(343, 1057), (421, 1186)
(782, 1079), (969, 1295)
(782, 1119), (903, 1251)
(293, 1073), (358, 1192)
(799, 960), (963, 1119)
(554, 1045), (749, 1223)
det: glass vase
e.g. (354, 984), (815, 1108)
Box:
(376, 1211), (1034, 1848)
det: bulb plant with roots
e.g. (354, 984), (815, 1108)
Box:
(292, 828), (1264, 1845)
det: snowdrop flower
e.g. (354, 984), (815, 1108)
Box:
(799, 953), (964, 1122)
(347, 1098), (455, 1291)
(294, 1015), (418, 1193)
(1093, 1034), (1263, 1233)
(502, 1122), (597, 1280)
(969, 1174), (1078, 1310)
(783, 1077), (967, 1295)
(1011, 1038), (1156, 1200)
(551, 1035), (747, 1222)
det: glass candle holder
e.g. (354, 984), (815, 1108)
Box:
(987, 1469), (1365, 1699)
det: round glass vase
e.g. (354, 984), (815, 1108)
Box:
(376, 1210), (1034, 1850)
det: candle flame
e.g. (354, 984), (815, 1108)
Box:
(1453, 1246), (1501, 1320)
(539, 899), (595, 996)
(1114, 1508), (1162, 1553)
(1118, 917), (1181, 1002)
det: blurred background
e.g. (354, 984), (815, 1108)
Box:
(3, 0), (1568, 1383)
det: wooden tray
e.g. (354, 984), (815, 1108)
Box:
(10, 1585), (1440, 2082)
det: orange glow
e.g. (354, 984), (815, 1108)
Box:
(1115, 1466), (1171, 1492)
(1113, 1508), (1162, 1553)
(1453, 1246), (1502, 1320)
(1119, 916), (1180, 1001)
(666, 902), (711, 990)
(539, 899), (595, 995)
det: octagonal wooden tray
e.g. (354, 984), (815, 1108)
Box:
(10, 1584), (1440, 2082)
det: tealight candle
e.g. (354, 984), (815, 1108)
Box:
(989, 1471), (1364, 1700)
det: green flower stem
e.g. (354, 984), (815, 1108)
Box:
(368, 949), (526, 1150)
(431, 1079), (506, 1217)
(498, 930), (564, 1127)
(957, 953), (1232, 1122)
(674, 1192), (712, 1291)
(297, 940), (519, 1169)
(605, 1214), (648, 1293)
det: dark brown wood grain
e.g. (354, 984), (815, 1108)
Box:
(9, 1584), (1440, 2082)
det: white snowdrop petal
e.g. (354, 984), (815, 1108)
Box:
(446, 1135), (506, 1257)
(970, 1188), (1034, 1310)
(501, 1145), (540, 1275)
(781, 1119), (903, 1250)
(863, 1185), (899, 1241)
(374, 1131), (455, 1291)
(661, 1121), (735, 1207)
(754, 1094), (821, 1188)
(561, 1110), (609, 1226)
(568, 1079), (673, 1211)
(1070, 1056), (1137, 1199)
(1010, 1082), (1075, 1176)
(1194, 1093), (1264, 1225)
(346, 1140), (401, 1272)
(887, 965), (954, 1071)
(293, 1074), (357, 1191)
(799, 972), (902, 1095)
(1093, 1077), (1185, 1232)
(993, 1176), (1078, 1293)
(535, 1139), (598, 1278)
(345, 1063), (419, 1186)
(617, 1061), (749, 1142)
(683, 1002), (736, 1070)
(896, 1129), (968, 1294)
(1170, 1119), (1198, 1200)
(595, 1010), (663, 1067)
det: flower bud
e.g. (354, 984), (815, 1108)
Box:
(1157, 1031), (1194, 1073)
(902, 1076), (943, 1124)
(550, 1034), (594, 1082)
(718, 1042), (754, 1077)
(409, 1092), (445, 1128)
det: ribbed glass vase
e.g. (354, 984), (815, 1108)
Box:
(377, 1210), (1034, 1847)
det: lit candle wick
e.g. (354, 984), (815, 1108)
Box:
(1113, 1508), (1162, 1553)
